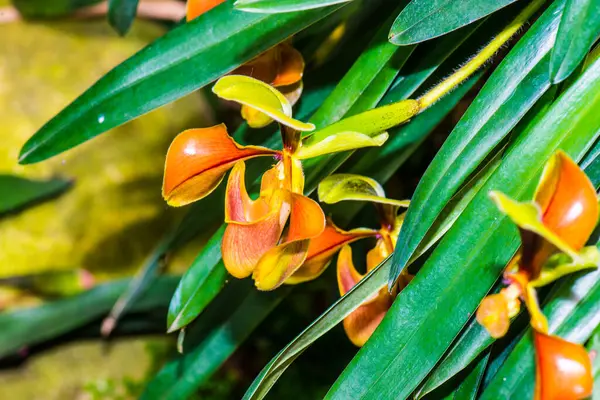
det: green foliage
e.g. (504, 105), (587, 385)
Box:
(7, 0), (600, 399)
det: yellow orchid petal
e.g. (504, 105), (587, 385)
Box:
(295, 131), (389, 160)
(366, 238), (391, 272)
(222, 189), (291, 279)
(162, 124), (277, 207)
(534, 331), (593, 400)
(212, 75), (315, 132)
(286, 221), (377, 285)
(531, 246), (600, 288)
(186, 0), (225, 21)
(489, 191), (580, 261)
(252, 193), (325, 290)
(317, 173), (410, 208)
(337, 245), (392, 347)
(241, 104), (276, 129)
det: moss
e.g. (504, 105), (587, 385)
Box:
(0, 19), (208, 278)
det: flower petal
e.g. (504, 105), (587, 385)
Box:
(286, 193), (326, 242)
(233, 46), (281, 85)
(286, 221), (377, 285)
(212, 75), (315, 132)
(252, 194), (325, 290)
(224, 161), (270, 223)
(337, 245), (392, 347)
(489, 191), (580, 262)
(162, 124), (276, 207)
(534, 331), (593, 400)
(536, 151), (599, 251)
(476, 293), (511, 339)
(272, 44), (304, 87)
(296, 132), (389, 160)
(186, 0), (226, 21)
(531, 245), (600, 288)
(366, 238), (391, 272)
(222, 190), (291, 279)
(317, 173), (410, 208)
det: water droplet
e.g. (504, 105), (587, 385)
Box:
(98, 114), (105, 124)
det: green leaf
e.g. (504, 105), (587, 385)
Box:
(481, 258), (600, 398)
(108, 0), (140, 36)
(389, 0), (519, 45)
(11, 0), (102, 18)
(327, 38), (600, 400)
(588, 326), (600, 399)
(235, 0), (353, 13)
(142, 286), (291, 399)
(438, 352), (490, 400)
(167, 226), (228, 332)
(212, 75), (315, 131)
(390, 0), (564, 287)
(550, 0), (600, 83)
(18, 2), (343, 164)
(0, 276), (179, 358)
(0, 175), (71, 215)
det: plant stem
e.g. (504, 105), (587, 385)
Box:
(417, 0), (547, 110)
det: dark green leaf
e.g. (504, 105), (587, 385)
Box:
(0, 276), (179, 358)
(437, 352), (490, 400)
(167, 226), (227, 332)
(390, 0), (564, 287)
(235, 0), (352, 13)
(588, 326), (600, 399)
(550, 0), (600, 83)
(108, 0), (140, 36)
(327, 40), (600, 400)
(18, 2), (344, 164)
(0, 175), (71, 215)
(142, 286), (290, 400)
(389, 0), (519, 45)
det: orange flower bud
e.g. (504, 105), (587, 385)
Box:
(534, 331), (593, 400)
(186, 0), (226, 21)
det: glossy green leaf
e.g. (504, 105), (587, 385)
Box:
(327, 39), (600, 400)
(18, 2), (342, 164)
(142, 286), (291, 399)
(317, 173), (409, 207)
(11, 0), (102, 18)
(0, 276), (179, 358)
(550, 0), (600, 83)
(389, 0), (519, 45)
(481, 255), (600, 399)
(213, 75), (315, 131)
(108, 0), (140, 36)
(390, 0), (564, 287)
(438, 352), (490, 400)
(0, 175), (71, 215)
(235, 0), (352, 13)
(296, 131), (388, 160)
(167, 226), (227, 332)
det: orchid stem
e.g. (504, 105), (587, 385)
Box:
(417, 0), (546, 110)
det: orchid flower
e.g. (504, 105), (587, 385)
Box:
(163, 76), (391, 290)
(187, 0), (305, 128)
(476, 151), (598, 399)
(296, 174), (411, 346)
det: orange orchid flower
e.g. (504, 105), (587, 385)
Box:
(187, 0), (304, 128)
(163, 76), (390, 290)
(475, 151), (598, 399)
(533, 331), (593, 400)
(296, 174), (412, 346)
